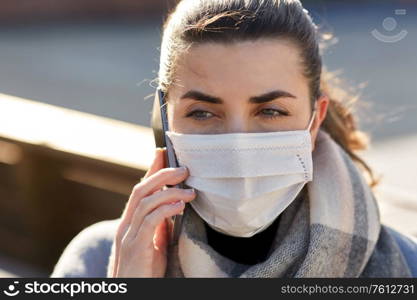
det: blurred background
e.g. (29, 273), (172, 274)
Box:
(0, 0), (416, 277)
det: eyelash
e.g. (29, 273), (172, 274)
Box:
(185, 108), (288, 121)
(260, 108), (288, 119)
(185, 110), (214, 120)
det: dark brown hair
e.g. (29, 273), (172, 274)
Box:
(157, 0), (379, 187)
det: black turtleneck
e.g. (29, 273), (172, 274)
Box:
(204, 214), (281, 265)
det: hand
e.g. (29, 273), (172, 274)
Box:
(109, 148), (195, 277)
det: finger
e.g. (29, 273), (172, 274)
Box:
(158, 217), (174, 251)
(143, 147), (165, 179)
(153, 217), (170, 253)
(119, 162), (187, 229)
(154, 217), (174, 252)
(122, 166), (189, 226)
(140, 166), (189, 197)
(124, 188), (195, 241)
(167, 217), (174, 242)
(135, 201), (185, 250)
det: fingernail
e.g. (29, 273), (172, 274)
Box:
(185, 188), (195, 194)
(179, 166), (187, 173)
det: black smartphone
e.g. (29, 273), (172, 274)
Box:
(151, 88), (185, 246)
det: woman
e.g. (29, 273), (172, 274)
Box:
(51, 0), (417, 278)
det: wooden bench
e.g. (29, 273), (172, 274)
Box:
(0, 93), (154, 274)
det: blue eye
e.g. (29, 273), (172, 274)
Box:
(186, 110), (215, 120)
(260, 108), (287, 119)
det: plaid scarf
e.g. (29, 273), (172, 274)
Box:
(164, 130), (412, 277)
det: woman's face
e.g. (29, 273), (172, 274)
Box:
(167, 39), (328, 150)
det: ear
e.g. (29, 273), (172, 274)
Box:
(310, 95), (329, 152)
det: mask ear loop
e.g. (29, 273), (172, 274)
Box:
(307, 102), (317, 131)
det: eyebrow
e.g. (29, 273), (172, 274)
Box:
(180, 89), (296, 104)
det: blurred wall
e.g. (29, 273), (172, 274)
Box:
(0, 0), (171, 23)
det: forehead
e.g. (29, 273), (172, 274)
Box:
(170, 39), (309, 100)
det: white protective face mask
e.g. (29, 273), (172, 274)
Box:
(165, 109), (316, 238)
